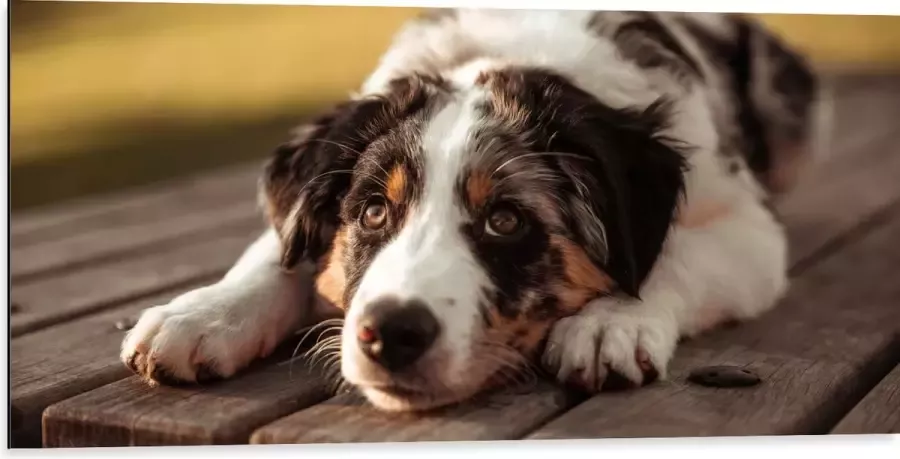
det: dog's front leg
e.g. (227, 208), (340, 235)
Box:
(542, 199), (789, 391)
(121, 228), (316, 385)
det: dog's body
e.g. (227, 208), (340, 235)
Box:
(121, 9), (828, 411)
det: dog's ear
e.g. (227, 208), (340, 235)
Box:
(261, 100), (378, 269)
(262, 76), (439, 269)
(554, 99), (688, 298)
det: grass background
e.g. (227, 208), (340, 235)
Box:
(11, 1), (900, 210)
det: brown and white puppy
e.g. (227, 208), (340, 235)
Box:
(121, 9), (829, 412)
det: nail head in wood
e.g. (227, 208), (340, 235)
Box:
(687, 365), (761, 388)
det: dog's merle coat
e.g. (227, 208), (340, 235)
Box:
(122, 9), (827, 412)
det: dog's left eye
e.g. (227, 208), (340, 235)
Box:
(485, 204), (524, 237)
(361, 197), (389, 230)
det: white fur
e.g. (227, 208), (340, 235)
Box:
(341, 92), (495, 410)
(120, 229), (315, 382)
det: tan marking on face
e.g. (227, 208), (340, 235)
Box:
(315, 228), (348, 309)
(676, 201), (731, 229)
(466, 170), (494, 208)
(483, 309), (553, 360)
(550, 236), (615, 312)
(386, 166), (407, 204)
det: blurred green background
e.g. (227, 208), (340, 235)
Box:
(10, 1), (900, 210)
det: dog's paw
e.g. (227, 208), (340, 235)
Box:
(120, 286), (278, 386)
(541, 297), (678, 393)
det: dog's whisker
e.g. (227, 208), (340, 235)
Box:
(489, 151), (593, 179)
(305, 138), (364, 156)
(295, 319), (345, 347)
(305, 343), (342, 367)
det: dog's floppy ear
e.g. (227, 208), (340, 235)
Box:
(555, 99), (688, 298)
(261, 76), (439, 269)
(261, 100), (379, 269)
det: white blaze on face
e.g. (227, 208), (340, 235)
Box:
(342, 91), (492, 386)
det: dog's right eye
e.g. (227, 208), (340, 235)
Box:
(361, 197), (389, 230)
(484, 202), (527, 240)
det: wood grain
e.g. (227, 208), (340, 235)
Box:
(10, 222), (263, 337)
(527, 208), (900, 439)
(10, 285), (206, 448)
(42, 355), (333, 447)
(251, 381), (581, 444)
(832, 364), (900, 434)
(11, 200), (259, 282)
(10, 162), (259, 247)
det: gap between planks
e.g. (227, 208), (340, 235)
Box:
(831, 362), (900, 434)
(10, 222), (266, 337)
(11, 162), (262, 247)
(11, 166), (262, 282)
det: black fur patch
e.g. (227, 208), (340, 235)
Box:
(476, 67), (689, 298)
(599, 12), (704, 82)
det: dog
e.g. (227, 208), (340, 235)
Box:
(121, 9), (829, 412)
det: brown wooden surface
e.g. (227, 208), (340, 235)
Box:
(42, 355), (332, 447)
(10, 224), (263, 337)
(11, 163), (260, 247)
(11, 199), (259, 282)
(10, 286), (206, 447)
(831, 364), (900, 434)
(251, 382), (581, 444)
(10, 73), (900, 448)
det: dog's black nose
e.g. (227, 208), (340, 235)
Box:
(357, 296), (440, 372)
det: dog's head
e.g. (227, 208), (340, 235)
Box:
(262, 66), (687, 411)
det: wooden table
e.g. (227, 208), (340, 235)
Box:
(10, 74), (900, 448)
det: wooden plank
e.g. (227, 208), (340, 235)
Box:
(42, 352), (333, 447)
(526, 205), (900, 439)
(10, 285), (206, 448)
(10, 162), (259, 248)
(250, 381), (582, 444)
(10, 199), (259, 282)
(9, 221), (263, 337)
(831, 364), (900, 434)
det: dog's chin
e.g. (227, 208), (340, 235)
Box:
(355, 382), (477, 412)
(345, 365), (496, 412)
